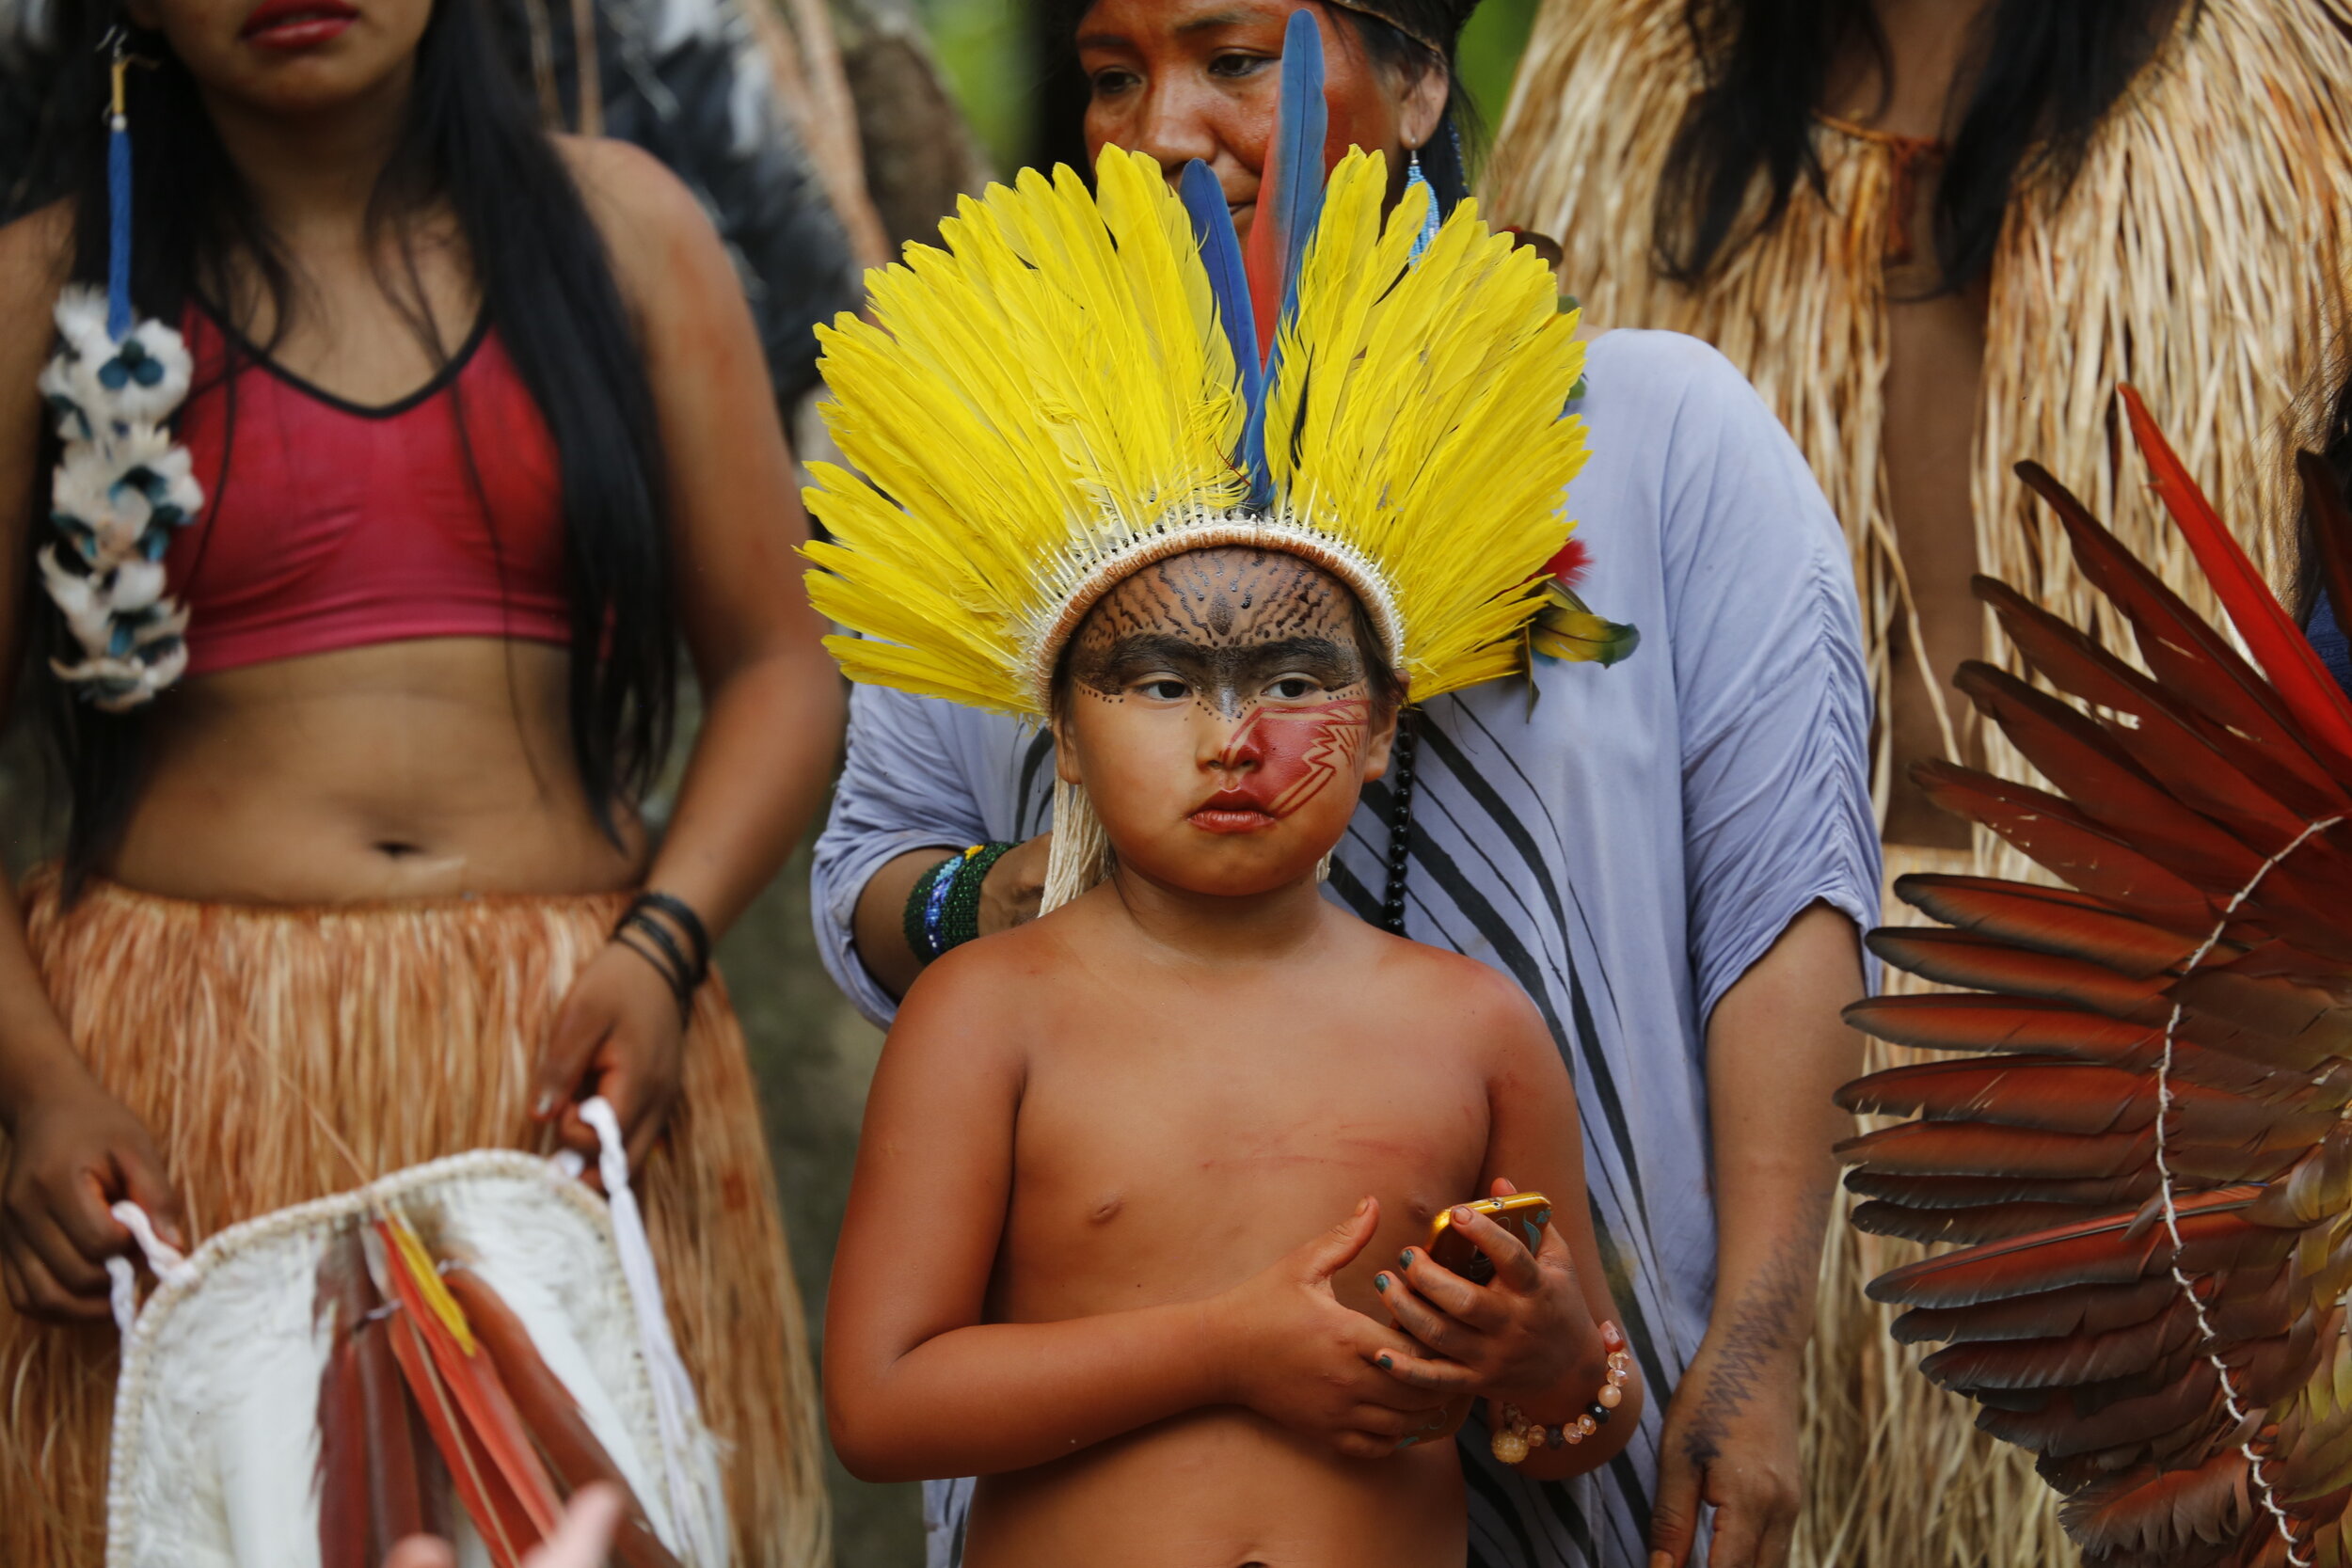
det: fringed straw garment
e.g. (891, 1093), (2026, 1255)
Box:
(0, 871), (828, 1568)
(1488, 3), (2352, 1564)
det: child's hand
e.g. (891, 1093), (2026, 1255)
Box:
(1372, 1180), (1600, 1402)
(1210, 1196), (1469, 1459)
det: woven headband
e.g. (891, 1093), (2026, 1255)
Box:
(1324, 0), (1472, 56)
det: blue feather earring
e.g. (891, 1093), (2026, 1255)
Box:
(1405, 147), (1440, 264)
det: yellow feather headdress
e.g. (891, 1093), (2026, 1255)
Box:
(803, 22), (1617, 904)
(806, 145), (1594, 703)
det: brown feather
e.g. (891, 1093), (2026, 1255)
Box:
(1954, 660), (2268, 892)
(2056, 1451), (2254, 1567)
(1979, 577), (2329, 834)
(1889, 1275), (2183, 1348)
(441, 1268), (683, 1568)
(1915, 761), (2218, 926)
(2015, 461), (2351, 804)
(1836, 1056), (2340, 1146)
(1845, 996), (2284, 1096)
(315, 1229), (373, 1568)
(1867, 929), (2173, 1017)
(1850, 1199), (2123, 1246)
(1892, 874), (2198, 977)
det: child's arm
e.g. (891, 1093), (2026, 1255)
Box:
(1370, 966), (1645, 1479)
(822, 942), (1459, 1483)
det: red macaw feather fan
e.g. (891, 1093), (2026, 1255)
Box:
(317, 1211), (683, 1568)
(103, 1153), (724, 1568)
(1839, 401), (2352, 1568)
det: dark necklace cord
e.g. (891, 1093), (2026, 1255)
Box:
(1382, 721), (1418, 934)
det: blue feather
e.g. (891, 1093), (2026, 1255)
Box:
(1179, 159), (1265, 500)
(1241, 8), (1327, 511)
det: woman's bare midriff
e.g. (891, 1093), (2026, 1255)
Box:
(105, 637), (648, 904)
(968, 1408), (1467, 1568)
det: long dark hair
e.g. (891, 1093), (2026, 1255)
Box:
(1655, 0), (2188, 292)
(20, 0), (675, 884)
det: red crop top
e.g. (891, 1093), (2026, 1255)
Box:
(166, 309), (572, 678)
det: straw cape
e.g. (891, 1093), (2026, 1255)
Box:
(1487, 1), (2352, 1561)
(805, 14), (1627, 909)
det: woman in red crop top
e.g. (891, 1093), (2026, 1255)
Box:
(0, 2), (841, 1563)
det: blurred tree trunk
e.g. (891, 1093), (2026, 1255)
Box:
(818, 0), (992, 251)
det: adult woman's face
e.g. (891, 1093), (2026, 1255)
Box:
(1074, 0), (1445, 241)
(126, 0), (433, 119)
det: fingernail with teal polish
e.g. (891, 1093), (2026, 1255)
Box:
(1374, 1273), (1390, 1290)
(1399, 1249), (1414, 1269)
(1397, 1434), (1420, 1448)
(1378, 1354), (1393, 1369)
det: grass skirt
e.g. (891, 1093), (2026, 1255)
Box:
(0, 870), (829, 1568)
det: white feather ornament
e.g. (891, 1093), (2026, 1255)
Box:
(40, 283), (205, 711)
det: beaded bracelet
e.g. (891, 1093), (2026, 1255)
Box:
(1490, 1323), (1633, 1465)
(903, 843), (1017, 962)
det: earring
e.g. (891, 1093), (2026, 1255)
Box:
(1405, 146), (1441, 265)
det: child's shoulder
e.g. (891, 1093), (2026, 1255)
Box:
(1362, 927), (1553, 1050)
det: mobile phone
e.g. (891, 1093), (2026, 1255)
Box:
(1425, 1193), (1552, 1285)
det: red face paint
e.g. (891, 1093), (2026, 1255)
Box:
(1190, 696), (1369, 832)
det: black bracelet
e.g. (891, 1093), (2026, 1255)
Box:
(613, 926), (694, 1021)
(625, 891), (711, 988)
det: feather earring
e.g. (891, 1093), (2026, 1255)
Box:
(1405, 147), (1439, 265)
(38, 29), (203, 712)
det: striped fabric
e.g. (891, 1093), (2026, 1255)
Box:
(811, 329), (1880, 1567)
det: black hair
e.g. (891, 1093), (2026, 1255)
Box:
(1050, 1), (1478, 208)
(20, 0), (675, 887)
(1655, 0), (2189, 293)
(2290, 351), (2352, 626)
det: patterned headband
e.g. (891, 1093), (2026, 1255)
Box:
(1324, 0), (1475, 56)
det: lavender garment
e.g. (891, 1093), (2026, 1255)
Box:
(811, 329), (1882, 1568)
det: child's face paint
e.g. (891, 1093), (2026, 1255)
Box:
(1057, 547), (1396, 899)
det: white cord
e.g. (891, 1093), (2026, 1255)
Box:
(2150, 815), (2340, 1568)
(103, 1200), (193, 1340)
(575, 1097), (729, 1568)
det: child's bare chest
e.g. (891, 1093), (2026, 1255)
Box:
(993, 998), (1490, 1322)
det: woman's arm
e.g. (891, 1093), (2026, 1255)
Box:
(1651, 903), (1862, 1568)
(532, 141), (846, 1160)
(0, 204), (185, 1318)
(1648, 338), (1877, 1568)
(823, 942), (1454, 1482)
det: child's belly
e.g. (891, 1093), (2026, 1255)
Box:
(966, 1406), (1467, 1568)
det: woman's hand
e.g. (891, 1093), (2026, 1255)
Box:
(1649, 1317), (1804, 1568)
(1372, 1180), (1601, 1403)
(977, 832), (1052, 937)
(1206, 1196), (1472, 1459)
(532, 942), (688, 1176)
(0, 1066), (180, 1322)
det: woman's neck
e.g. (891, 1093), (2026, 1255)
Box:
(197, 61), (417, 244)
